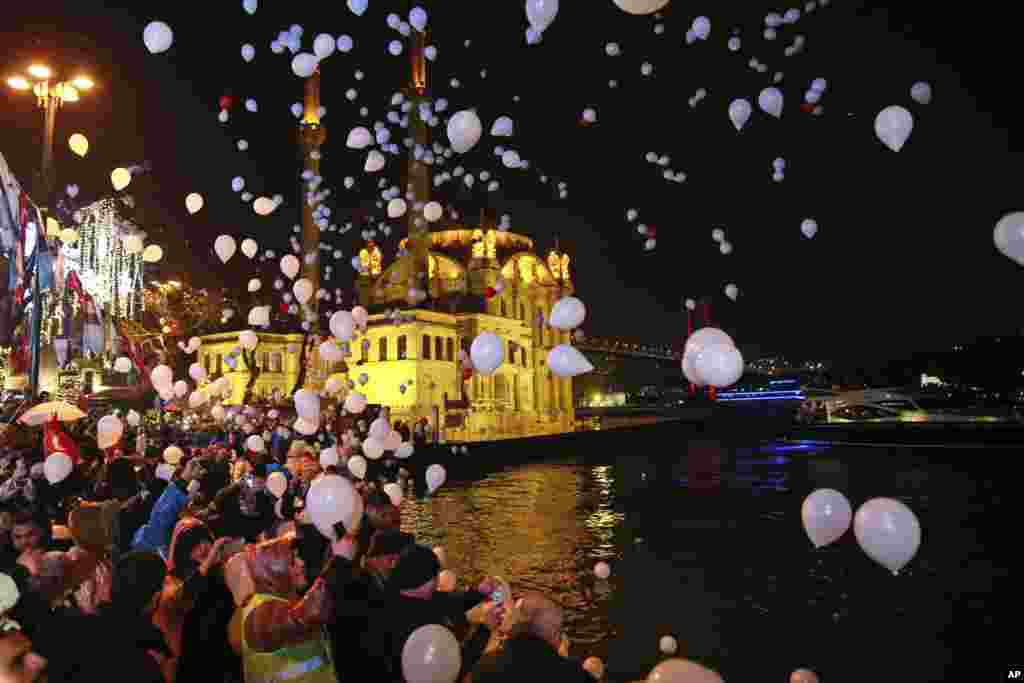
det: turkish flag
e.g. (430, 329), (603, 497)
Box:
(44, 415), (81, 464)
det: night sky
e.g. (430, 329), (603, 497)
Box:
(1, 1), (1019, 364)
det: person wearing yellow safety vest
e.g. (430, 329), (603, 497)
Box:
(230, 524), (359, 683)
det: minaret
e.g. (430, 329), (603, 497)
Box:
(299, 69), (327, 313)
(404, 29), (432, 299)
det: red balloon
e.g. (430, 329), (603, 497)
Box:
(647, 226), (657, 238)
(800, 102), (814, 113)
(279, 303), (290, 314)
(462, 368), (473, 381)
(220, 96), (234, 110)
(484, 287), (496, 299)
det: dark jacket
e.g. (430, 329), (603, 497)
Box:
(470, 634), (592, 683)
(35, 607), (170, 683)
(175, 570), (242, 683)
(371, 590), (491, 682)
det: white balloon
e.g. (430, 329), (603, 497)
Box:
(424, 201), (443, 222)
(448, 110), (483, 154)
(292, 52), (319, 78)
(344, 392), (368, 414)
(239, 329), (259, 350)
(426, 463), (446, 493)
(294, 416), (319, 436)
(348, 455), (367, 479)
(320, 340), (343, 363)
(281, 254), (300, 279)
(549, 297), (586, 330)
(363, 437), (385, 460)
(758, 87), (784, 118)
(306, 474), (364, 541)
(728, 99), (752, 131)
(320, 447), (339, 468)
(266, 471), (288, 498)
(402, 624), (460, 683)
(173, 380), (189, 399)
(994, 212), (1024, 266)
(232, 176), (245, 193)
(293, 278), (314, 304)
(294, 389), (321, 421)
(114, 356), (133, 373)
(613, 0), (669, 15)
(241, 238), (259, 258)
(547, 344), (594, 378)
(383, 482), (403, 507)
(874, 105), (914, 152)
(910, 81), (932, 105)
(801, 218), (818, 239)
(126, 410), (141, 427)
(96, 414), (124, 450)
(526, 0), (559, 32)
(501, 150), (521, 169)
(396, 442), (415, 459)
(490, 115), (514, 137)
(143, 21), (174, 54)
(186, 192), (204, 215)
(719, 241), (733, 255)
(684, 327), (735, 358)
(647, 658), (724, 683)
(246, 434), (266, 453)
(725, 283), (739, 301)
(387, 198), (408, 218)
(330, 311), (356, 341)
(313, 33), (336, 59)
(659, 635), (678, 655)
(243, 0), (257, 14)
(694, 344), (743, 388)
(801, 489), (853, 548)
(241, 43), (256, 62)
(248, 278), (261, 293)
(44, 453), (73, 484)
(346, 126), (373, 149)
(854, 498), (921, 575)
(470, 332), (503, 375)
(365, 150), (387, 172)
(214, 235), (237, 263)
(150, 364), (174, 391)
(692, 16), (711, 40)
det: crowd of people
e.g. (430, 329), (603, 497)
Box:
(0, 398), (600, 683)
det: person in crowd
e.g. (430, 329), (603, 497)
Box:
(373, 543), (503, 681)
(230, 530), (355, 683)
(131, 458), (204, 559)
(469, 591), (589, 682)
(7, 510), (49, 558)
(0, 627), (47, 683)
(33, 550), (172, 682)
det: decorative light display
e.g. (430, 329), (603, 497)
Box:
(62, 197), (145, 319)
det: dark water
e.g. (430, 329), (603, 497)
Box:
(397, 424), (1013, 682)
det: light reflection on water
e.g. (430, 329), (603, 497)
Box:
(395, 434), (1007, 682)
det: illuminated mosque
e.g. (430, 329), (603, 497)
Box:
(200, 31), (577, 441)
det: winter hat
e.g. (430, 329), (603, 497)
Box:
(388, 544), (440, 592)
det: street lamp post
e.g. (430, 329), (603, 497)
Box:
(7, 64), (94, 398)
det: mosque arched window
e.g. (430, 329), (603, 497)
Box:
(500, 299), (508, 317)
(435, 336), (444, 360)
(379, 337), (388, 362)
(397, 335), (408, 360)
(446, 338), (454, 362)
(422, 335), (431, 359)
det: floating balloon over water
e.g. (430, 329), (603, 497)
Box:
(801, 219), (818, 239)
(292, 53), (318, 78)
(526, 0), (559, 32)
(547, 344), (594, 378)
(470, 332), (503, 375)
(758, 87), (784, 118)
(549, 297), (586, 330)
(647, 659), (724, 683)
(426, 464), (447, 493)
(725, 283), (739, 301)
(280, 254), (300, 279)
(801, 488), (852, 548)
(854, 498), (921, 575)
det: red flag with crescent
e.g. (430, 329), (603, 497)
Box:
(43, 415), (81, 464)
